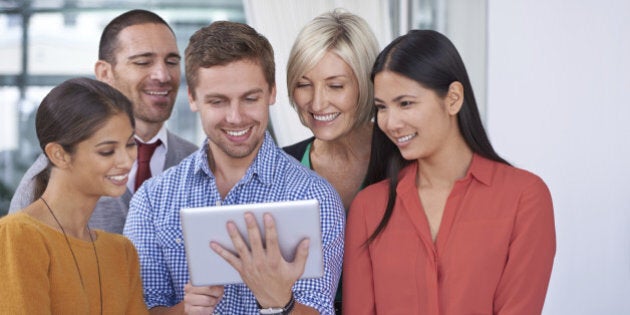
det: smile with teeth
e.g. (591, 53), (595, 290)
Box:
(312, 112), (340, 122)
(108, 174), (128, 181)
(146, 90), (169, 96)
(396, 133), (417, 143)
(226, 128), (250, 137)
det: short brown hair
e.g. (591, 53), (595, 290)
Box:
(185, 21), (275, 99)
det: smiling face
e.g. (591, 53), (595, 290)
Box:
(374, 71), (462, 162)
(292, 51), (360, 141)
(188, 59), (275, 164)
(99, 23), (181, 126)
(66, 113), (137, 198)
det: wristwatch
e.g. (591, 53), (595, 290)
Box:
(258, 293), (295, 315)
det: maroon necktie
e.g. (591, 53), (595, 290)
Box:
(135, 139), (161, 191)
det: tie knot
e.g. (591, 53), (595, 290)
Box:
(136, 139), (162, 163)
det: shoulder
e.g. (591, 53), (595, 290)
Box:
(97, 231), (137, 249)
(352, 179), (390, 212)
(131, 152), (200, 212)
(0, 213), (49, 247)
(166, 130), (198, 154)
(490, 160), (550, 193)
(268, 147), (343, 206)
(149, 152), (198, 188)
(282, 137), (315, 161)
(273, 148), (327, 188)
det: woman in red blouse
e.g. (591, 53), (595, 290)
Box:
(343, 30), (556, 315)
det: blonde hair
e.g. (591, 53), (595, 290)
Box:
(287, 8), (379, 128)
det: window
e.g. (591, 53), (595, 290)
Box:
(0, 1), (245, 215)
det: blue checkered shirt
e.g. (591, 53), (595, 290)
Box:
(124, 132), (344, 314)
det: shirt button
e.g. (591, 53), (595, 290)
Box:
(175, 238), (183, 244)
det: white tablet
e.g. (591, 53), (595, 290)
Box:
(180, 199), (324, 286)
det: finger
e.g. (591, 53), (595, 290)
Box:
(244, 212), (265, 257)
(225, 220), (253, 264)
(263, 213), (282, 260)
(210, 241), (243, 272)
(208, 285), (225, 298)
(290, 238), (310, 279)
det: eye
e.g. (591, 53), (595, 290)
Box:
(329, 84), (344, 89)
(99, 150), (115, 157)
(133, 60), (151, 66)
(245, 97), (259, 103)
(206, 98), (223, 106)
(166, 58), (180, 66)
(374, 103), (386, 111)
(296, 82), (311, 88)
(126, 141), (137, 148)
(400, 100), (414, 107)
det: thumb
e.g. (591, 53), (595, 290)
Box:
(291, 238), (310, 278)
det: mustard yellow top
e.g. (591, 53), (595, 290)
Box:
(0, 212), (148, 314)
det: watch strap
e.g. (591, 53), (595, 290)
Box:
(257, 292), (295, 315)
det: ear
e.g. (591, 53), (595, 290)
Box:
(187, 87), (199, 112)
(446, 81), (464, 115)
(268, 84), (277, 106)
(94, 60), (113, 84)
(44, 142), (71, 169)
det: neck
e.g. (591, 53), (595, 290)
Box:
(38, 185), (98, 240)
(135, 119), (164, 142)
(416, 137), (474, 189)
(311, 123), (373, 162)
(207, 141), (261, 199)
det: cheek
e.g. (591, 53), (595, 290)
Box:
(339, 89), (359, 110)
(376, 112), (388, 130)
(293, 89), (311, 108)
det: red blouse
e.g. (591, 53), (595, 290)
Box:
(343, 154), (556, 314)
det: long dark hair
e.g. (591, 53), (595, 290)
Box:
(33, 77), (134, 199)
(363, 30), (509, 244)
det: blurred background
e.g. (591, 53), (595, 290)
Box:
(1, 0), (628, 313)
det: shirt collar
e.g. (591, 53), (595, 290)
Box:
(466, 153), (494, 186)
(398, 153), (495, 192)
(193, 131), (277, 186)
(134, 125), (168, 150)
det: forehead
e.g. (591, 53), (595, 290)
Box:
(114, 23), (178, 58)
(306, 51), (354, 78)
(78, 113), (133, 147)
(194, 60), (271, 95)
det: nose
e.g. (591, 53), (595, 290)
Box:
(380, 107), (404, 132)
(150, 62), (172, 82)
(310, 84), (326, 112)
(226, 102), (243, 124)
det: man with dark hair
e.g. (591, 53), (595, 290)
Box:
(124, 21), (344, 314)
(9, 9), (197, 233)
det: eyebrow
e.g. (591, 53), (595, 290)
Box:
(95, 140), (119, 147)
(94, 132), (135, 147)
(203, 88), (264, 101)
(127, 52), (181, 61)
(300, 74), (349, 81)
(374, 95), (416, 103)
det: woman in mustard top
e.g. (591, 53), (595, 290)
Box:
(0, 78), (148, 314)
(343, 30), (556, 314)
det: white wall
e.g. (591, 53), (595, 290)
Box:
(486, 1), (630, 313)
